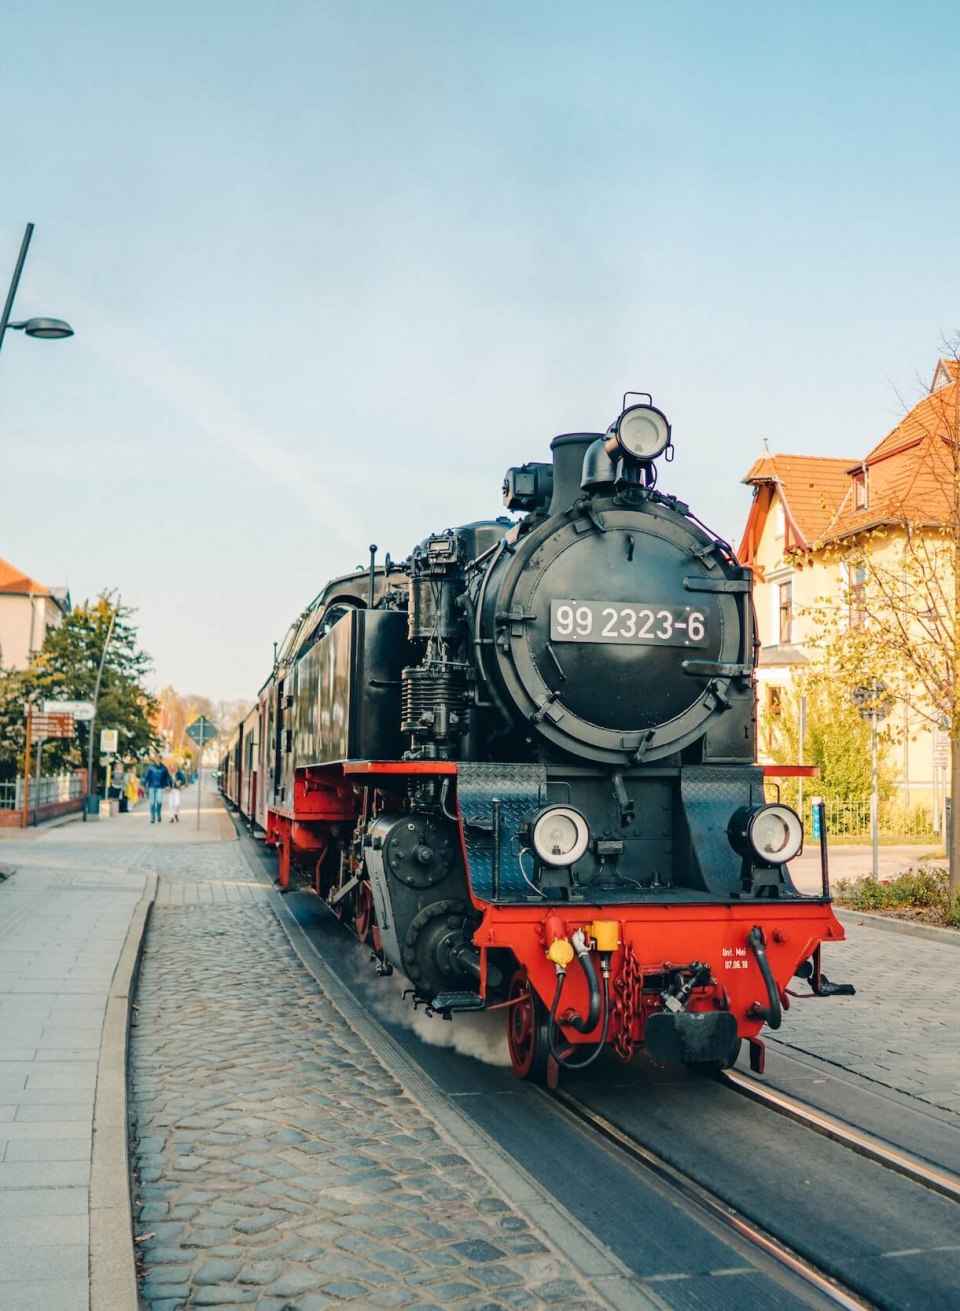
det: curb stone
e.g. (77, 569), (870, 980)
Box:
(836, 907), (960, 947)
(91, 870), (158, 1311)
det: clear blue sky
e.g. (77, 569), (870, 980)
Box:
(2, 1), (959, 701)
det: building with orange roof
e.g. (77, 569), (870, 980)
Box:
(739, 357), (960, 824)
(0, 555), (70, 671)
(739, 451), (853, 687)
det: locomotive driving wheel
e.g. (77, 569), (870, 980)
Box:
(354, 882), (374, 944)
(506, 970), (551, 1084)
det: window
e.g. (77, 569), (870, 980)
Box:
(778, 581), (793, 644)
(848, 563), (866, 628)
(768, 686), (783, 718)
(854, 469), (868, 510)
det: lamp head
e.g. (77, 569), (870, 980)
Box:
(19, 317), (74, 340)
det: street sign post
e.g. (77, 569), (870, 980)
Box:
(853, 681), (891, 880)
(31, 713), (74, 742)
(98, 729), (119, 799)
(185, 716), (219, 829)
(42, 699), (94, 720)
(22, 704), (77, 828)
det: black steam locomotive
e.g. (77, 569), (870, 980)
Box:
(223, 395), (850, 1081)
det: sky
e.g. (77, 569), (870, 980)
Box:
(3, 1), (960, 704)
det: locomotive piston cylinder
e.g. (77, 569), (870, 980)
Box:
(408, 575), (459, 641)
(401, 662), (471, 757)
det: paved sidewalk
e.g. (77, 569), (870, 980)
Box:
(0, 841), (150, 1310)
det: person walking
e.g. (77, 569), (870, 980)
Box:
(142, 757), (172, 824)
(167, 767), (186, 823)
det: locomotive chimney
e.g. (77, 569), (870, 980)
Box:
(548, 432), (603, 516)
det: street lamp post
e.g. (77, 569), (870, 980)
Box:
(3, 222), (74, 826)
(0, 222), (73, 361)
(83, 604), (118, 820)
(854, 680), (891, 880)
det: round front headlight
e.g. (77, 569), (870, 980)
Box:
(729, 804), (803, 865)
(615, 404), (671, 461)
(531, 805), (590, 867)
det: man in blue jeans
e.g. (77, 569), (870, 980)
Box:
(142, 757), (172, 824)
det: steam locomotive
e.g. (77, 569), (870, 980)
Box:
(222, 395), (852, 1081)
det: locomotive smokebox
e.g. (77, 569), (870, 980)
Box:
(548, 433), (603, 516)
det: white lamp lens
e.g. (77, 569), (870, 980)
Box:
(532, 806), (589, 866)
(617, 406), (669, 459)
(750, 805), (802, 863)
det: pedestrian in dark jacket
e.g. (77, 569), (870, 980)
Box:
(142, 758), (172, 824)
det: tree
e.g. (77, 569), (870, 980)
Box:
(813, 344), (960, 898)
(761, 665), (896, 817)
(0, 595), (158, 787)
(153, 690), (249, 769)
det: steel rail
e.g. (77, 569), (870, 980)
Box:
(722, 1069), (960, 1205)
(552, 1089), (873, 1311)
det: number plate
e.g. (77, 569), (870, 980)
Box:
(550, 601), (709, 646)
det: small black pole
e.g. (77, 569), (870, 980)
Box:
(817, 800), (830, 897)
(368, 544), (377, 609)
(0, 223), (34, 357)
(34, 738), (43, 827)
(491, 798), (502, 901)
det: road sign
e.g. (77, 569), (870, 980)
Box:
(31, 713), (74, 742)
(186, 716), (218, 748)
(853, 680), (891, 722)
(43, 699), (95, 720)
(100, 728), (119, 753)
(186, 716), (219, 832)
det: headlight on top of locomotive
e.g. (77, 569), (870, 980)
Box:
(608, 403), (672, 462)
(728, 804), (803, 866)
(531, 805), (590, 867)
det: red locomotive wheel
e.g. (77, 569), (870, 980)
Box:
(507, 970), (551, 1083)
(354, 882), (374, 944)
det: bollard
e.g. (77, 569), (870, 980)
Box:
(811, 796), (823, 840)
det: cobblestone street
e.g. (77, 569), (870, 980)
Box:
(130, 834), (608, 1311)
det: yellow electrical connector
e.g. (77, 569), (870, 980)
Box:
(587, 920), (620, 952)
(546, 937), (575, 968)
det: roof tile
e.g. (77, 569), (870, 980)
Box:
(0, 556), (48, 596)
(742, 454), (853, 545)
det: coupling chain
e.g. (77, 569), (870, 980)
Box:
(612, 942), (643, 1061)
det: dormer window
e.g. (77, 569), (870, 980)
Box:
(854, 468), (868, 510)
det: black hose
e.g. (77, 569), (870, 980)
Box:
(747, 926), (782, 1029)
(566, 945), (602, 1032)
(547, 972), (611, 1070)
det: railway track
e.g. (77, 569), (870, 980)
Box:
(721, 1068), (960, 1205)
(553, 1088), (874, 1311)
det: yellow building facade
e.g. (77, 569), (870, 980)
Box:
(739, 360), (960, 829)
